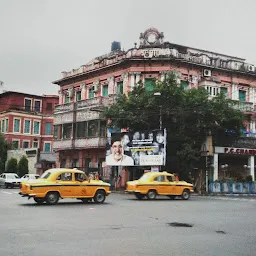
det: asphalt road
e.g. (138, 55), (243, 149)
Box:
(0, 189), (256, 256)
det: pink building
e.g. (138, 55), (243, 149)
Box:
(0, 91), (58, 152)
(53, 28), (256, 181)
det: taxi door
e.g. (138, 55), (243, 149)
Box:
(74, 173), (93, 197)
(153, 175), (167, 195)
(166, 175), (175, 195)
(56, 172), (74, 197)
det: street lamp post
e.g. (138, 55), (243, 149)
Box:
(153, 92), (162, 130)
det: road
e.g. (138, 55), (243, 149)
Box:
(0, 188), (256, 256)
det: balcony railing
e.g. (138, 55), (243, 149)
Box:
(53, 137), (106, 150)
(232, 101), (254, 112)
(55, 102), (74, 113)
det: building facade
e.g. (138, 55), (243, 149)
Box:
(0, 91), (59, 174)
(53, 27), (256, 181)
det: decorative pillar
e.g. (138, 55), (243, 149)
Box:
(249, 87), (254, 103)
(135, 72), (141, 84)
(213, 153), (219, 181)
(129, 72), (135, 90)
(80, 84), (86, 100)
(231, 84), (239, 100)
(108, 76), (115, 95)
(121, 72), (129, 93)
(250, 121), (256, 133)
(58, 90), (64, 105)
(248, 155), (255, 181)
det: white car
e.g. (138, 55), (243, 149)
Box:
(0, 173), (22, 188)
(21, 174), (40, 181)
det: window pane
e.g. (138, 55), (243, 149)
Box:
(44, 143), (51, 152)
(89, 89), (94, 99)
(76, 91), (82, 101)
(1, 120), (5, 133)
(63, 123), (72, 139)
(34, 121), (40, 134)
(24, 120), (31, 133)
(45, 122), (51, 135)
(14, 119), (20, 132)
(117, 82), (123, 94)
(65, 96), (70, 103)
(33, 141), (38, 148)
(25, 99), (32, 111)
(54, 125), (58, 138)
(88, 120), (99, 137)
(34, 101), (41, 112)
(5, 119), (8, 132)
(103, 85), (108, 96)
(76, 122), (86, 138)
(12, 141), (19, 149)
(239, 90), (246, 102)
(23, 141), (29, 148)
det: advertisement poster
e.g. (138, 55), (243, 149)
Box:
(106, 129), (166, 166)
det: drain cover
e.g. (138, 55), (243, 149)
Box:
(167, 222), (193, 227)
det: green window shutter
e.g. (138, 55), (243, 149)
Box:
(76, 91), (81, 101)
(14, 119), (20, 132)
(117, 82), (123, 94)
(220, 87), (228, 96)
(45, 122), (51, 135)
(145, 78), (154, 91)
(103, 85), (108, 96)
(44, 143), (51, 152)
(34, 121), (40, 134)
(239, 90), (246, 102)
(5, 119), (8, 132)
(89, 89), (94, 99)
(65, 96), (70, 103)
(24, 120), (30, 133)
(180, 81), (188, 90)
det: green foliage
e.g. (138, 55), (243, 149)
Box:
(0, 133), (8, 172)
(103, 72), (244, 174)
(6, 158), (18, 173)
(18, 156), (29, 177)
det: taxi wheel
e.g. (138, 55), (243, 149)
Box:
(94, 190), (106, 204)
(181, 189), (190, 200)
(45, 192), (59, 205)
(135, 193), (145, 200)
(147, 190), (157, 200)
(34, 198), (45, 204)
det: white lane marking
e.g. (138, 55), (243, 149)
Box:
(1, 191), (12, 195)
(89, 208), (95, 210)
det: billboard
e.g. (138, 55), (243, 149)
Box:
(106, 129), (166, 166)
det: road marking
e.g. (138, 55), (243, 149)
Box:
(1, 191), (12, 195)
(89, 208), (95, 210)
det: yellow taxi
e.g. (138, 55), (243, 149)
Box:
(19, 168), (111, 205)
(126, 171), (194, 200)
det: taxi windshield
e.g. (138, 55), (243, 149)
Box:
(138, 173), (151, 182)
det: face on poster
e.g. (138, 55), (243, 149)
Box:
(105, 129), (166, 166)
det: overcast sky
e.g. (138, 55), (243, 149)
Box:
(0, 0), (255, 95)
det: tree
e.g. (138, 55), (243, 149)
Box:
(103, 72), (244, 177)
(0, 133), (8, 173)
(18, 156), (29, 177)
(6, 158), (18, 173)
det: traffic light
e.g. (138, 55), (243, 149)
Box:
(206, 156), (212, 168)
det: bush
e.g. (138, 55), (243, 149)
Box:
(6, 158), (18, 173)
(18, 156), (29, 177)
(245, 175), (253, 182)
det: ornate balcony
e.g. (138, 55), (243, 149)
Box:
(232, 101), (254, 112)
(53, 137), (106, 150)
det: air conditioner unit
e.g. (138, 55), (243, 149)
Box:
(203, 69), (212, 77)
(67, 89), (74, 98)
(248, 65), (255, 72)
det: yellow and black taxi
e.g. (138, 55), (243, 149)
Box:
(126, 171), (194, 200)
(19, 168), (111, 205)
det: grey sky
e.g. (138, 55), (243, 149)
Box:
(0, 0), (255, 95)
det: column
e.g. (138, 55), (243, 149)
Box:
(248, 155), (255, 181)
(58, 90), (64, 104)
(129, 72), (135, 90)
(80, 84), (86, 100)
(231, 84), (239, 100)
(135, 72), (141, 84)
(213, 153), (219, 181)
(250, 120), (256, 133)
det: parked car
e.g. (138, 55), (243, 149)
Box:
(19, 168), (111, 205)
(126, 171), (194, 200)
(0, 173), (22, 188)
(21, 174), (40, 181)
